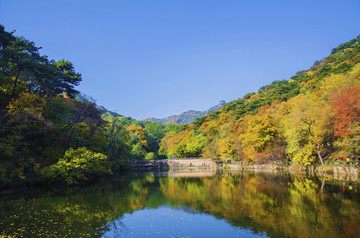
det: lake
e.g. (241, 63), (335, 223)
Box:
(1, 170), (360, 237)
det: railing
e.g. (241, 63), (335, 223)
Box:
(224, 160), (360, 168)
(226, 160), (292, 167)
(169, 157), (213, 160)
(323, 161), (360, 167)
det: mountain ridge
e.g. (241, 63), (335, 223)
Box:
(143, 100), (226, 125)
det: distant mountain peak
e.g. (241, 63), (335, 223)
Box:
(204, 100), (226, 114)
(143, 100), (226, 125)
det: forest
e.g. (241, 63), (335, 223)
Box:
(159, 34), (360, 165)
(0, 25), (182, 185)
(1, 24), (360, 186)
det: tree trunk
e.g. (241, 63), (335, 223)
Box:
(321, 178), (325, 200)
(10, 72), (20, 100)
(317, 143), (324, 166)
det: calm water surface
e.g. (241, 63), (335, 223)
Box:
(1, 171), (360, 238)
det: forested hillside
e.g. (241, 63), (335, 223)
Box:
(160, 35), (360, 165)
(1, 23), (359, 186)
(0, 26), (179, 185)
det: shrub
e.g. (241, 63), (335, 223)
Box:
(145, 152), (156, 160)
(41, 147), (111, 184)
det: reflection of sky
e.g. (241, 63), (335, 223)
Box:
(101, 206), (267, 238)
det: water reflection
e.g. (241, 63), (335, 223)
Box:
(0, 172), (360, 237)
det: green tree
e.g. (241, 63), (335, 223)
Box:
(0, 92), (47, 180)
(0, 25), (81, 106)
(40, 147), (111, 184)
(103, 116), (131, 169)
(145, 152), (156, 160)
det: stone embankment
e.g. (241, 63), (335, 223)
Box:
(167, 159), (216, 169)
(225, 163), (359, 179)
(131, 159), (359, 180)
(132, 159), (216, 171)
(315, 165), (359, 181)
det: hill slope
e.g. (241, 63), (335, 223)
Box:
(159, 35), (360, 165)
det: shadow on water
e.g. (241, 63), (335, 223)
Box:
(1, 171), (360, 237)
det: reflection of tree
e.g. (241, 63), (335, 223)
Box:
(160, 174), (360, 238)
(1, 173), (360, 237)
(0, 174), (156, 237)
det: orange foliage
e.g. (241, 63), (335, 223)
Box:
(330, 85), (360, 136)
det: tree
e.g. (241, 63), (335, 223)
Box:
(330, 85), (360, 136)
(182, 134), (207, 157)
(29, 59), (81, 98)
(0, 92), (47, 180)
(282, 94), (334, 165)
(218, 138), (235, 159)
(126, 125), (148, 159)
(0, 33), (41, 101)
(334, 122), (360, 155)
(240, 111), (284, 162)
(145, 152), (156, 160)
(243, 113), (279, 152)
(40, 147), (110, 184)
(0, 25), (81, 107)
(103, 116), (131, 169)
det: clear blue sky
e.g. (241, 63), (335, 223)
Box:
(1, 0), (360, 120)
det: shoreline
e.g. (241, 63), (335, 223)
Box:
(1, 160), (358, 190)
(132, 159), (360, 181)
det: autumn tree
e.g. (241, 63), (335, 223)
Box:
(242, 113), (278, 153)
(282, 94), (334, 165)
(330, 85), (360, 155)
(330, 85), (360, 136)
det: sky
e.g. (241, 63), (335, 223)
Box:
(1, 0), (360, 120)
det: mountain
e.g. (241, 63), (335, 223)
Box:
(143, 100), (226, 125)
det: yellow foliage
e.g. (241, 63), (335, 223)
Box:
(306, 71), (314, 77)
(126, 125), (146, 140)
(317, 63), (360, 102)
(241, 111), (280, 161)
(218, 139), (235, 159)
(282, 94), (333, 165)
(7, 92), (46, 117)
